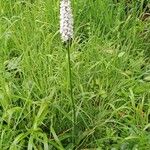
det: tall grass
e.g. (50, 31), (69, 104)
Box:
(0, 0), (150, 149)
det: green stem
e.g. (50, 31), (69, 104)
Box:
(66, 42), (76, 146)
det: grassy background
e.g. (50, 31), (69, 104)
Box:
(0, 0), (150, 149)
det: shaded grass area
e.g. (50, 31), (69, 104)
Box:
(0, 0), (150, 149)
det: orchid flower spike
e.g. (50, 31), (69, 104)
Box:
(60, 0), (73, 42)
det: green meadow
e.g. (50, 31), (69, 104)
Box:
(0, 0), (150, 149)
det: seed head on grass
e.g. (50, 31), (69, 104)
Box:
(60, 0), (73, 42)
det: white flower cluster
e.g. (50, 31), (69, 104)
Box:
(60, 0), (73, 42)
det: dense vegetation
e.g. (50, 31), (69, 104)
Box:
(0, 0), (150, 149)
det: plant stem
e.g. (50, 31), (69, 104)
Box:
(66, 41), (76, 146)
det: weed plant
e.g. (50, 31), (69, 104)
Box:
(0, 0), (150, 149)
